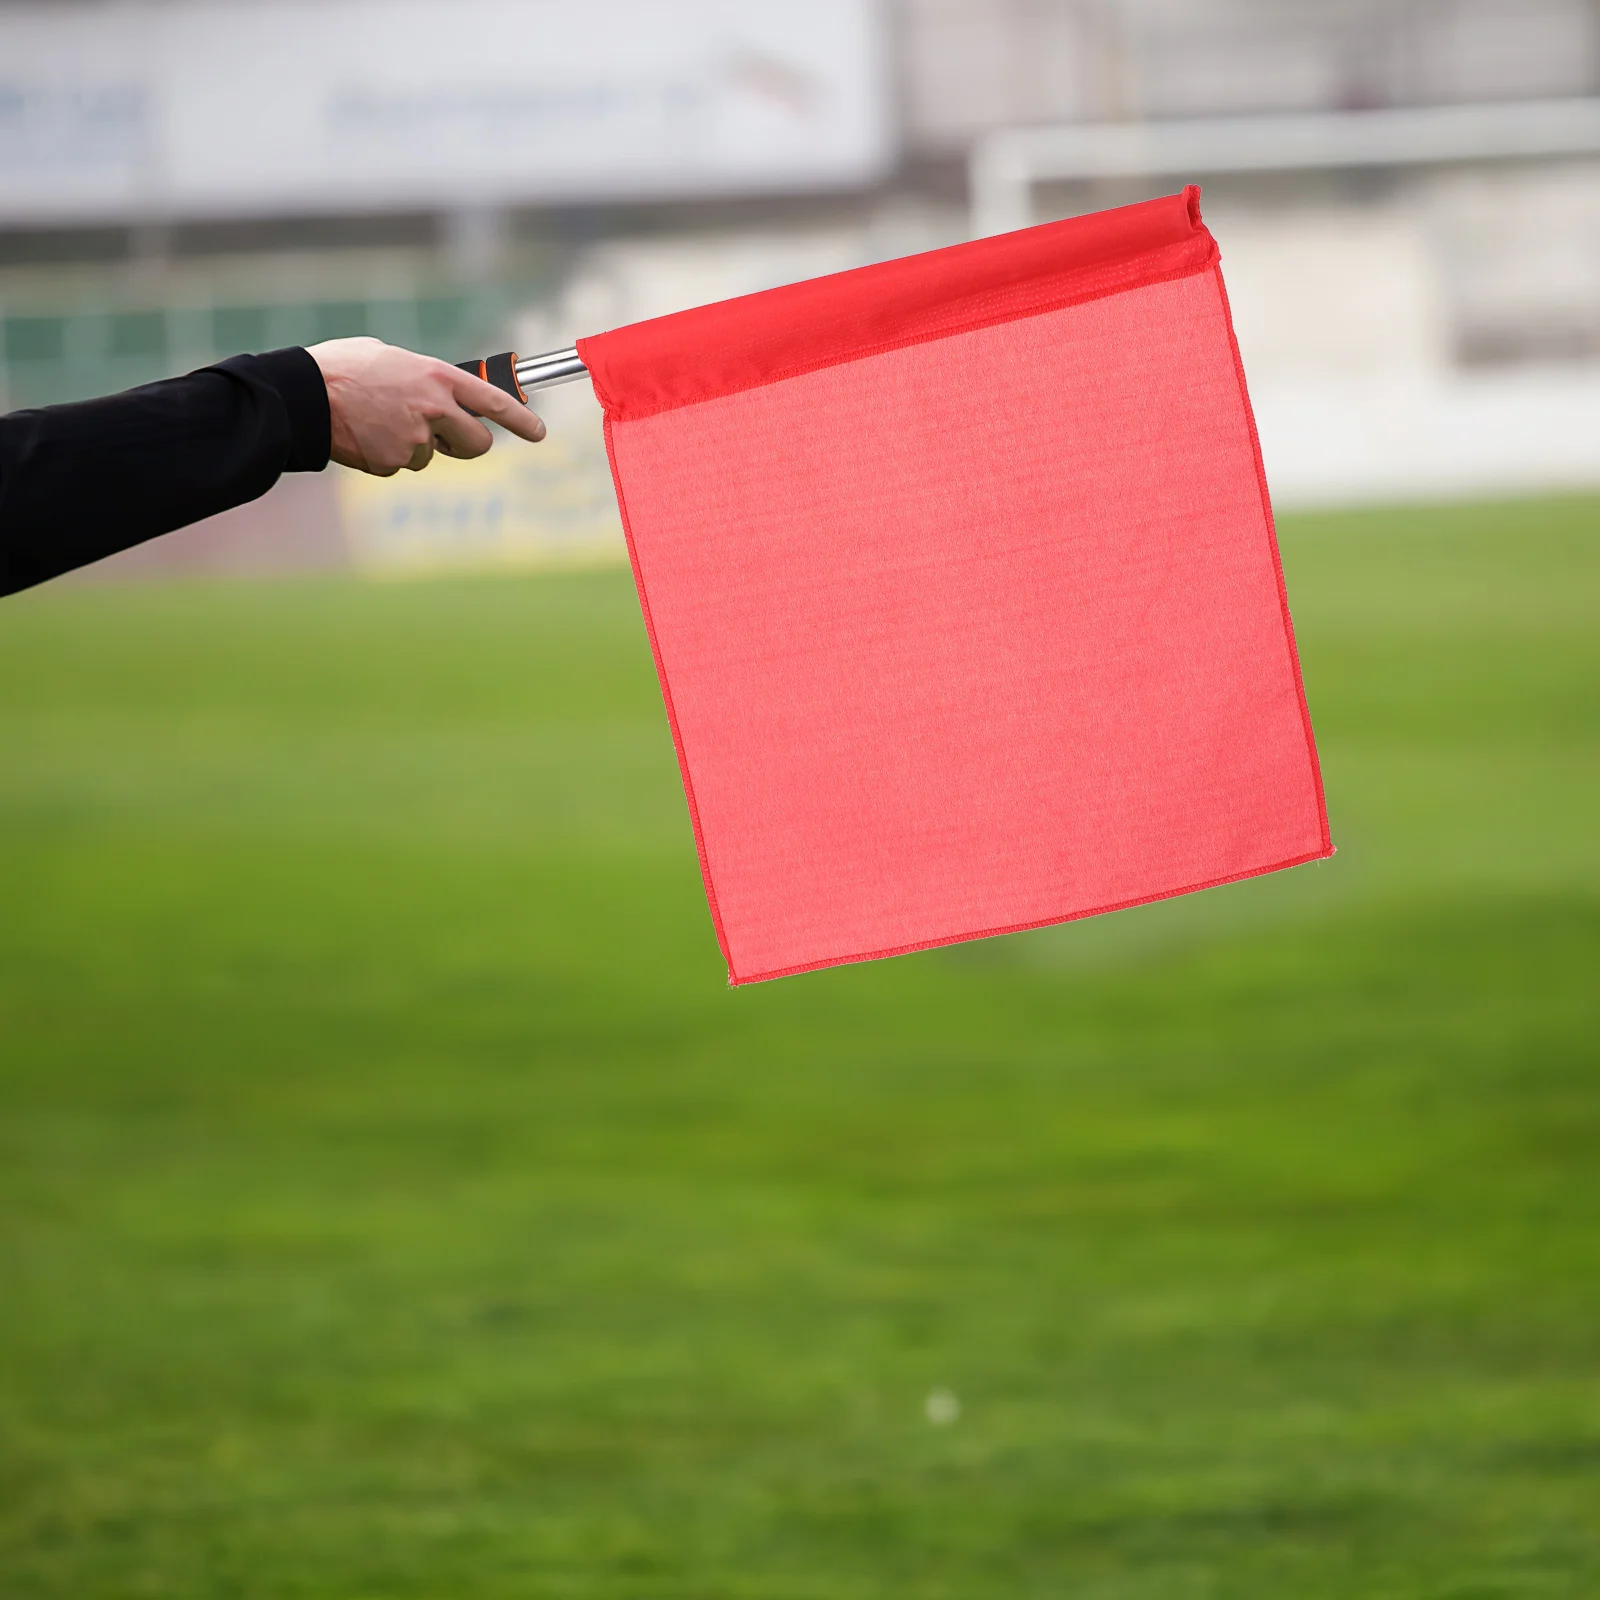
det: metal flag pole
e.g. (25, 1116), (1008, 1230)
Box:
(515, 348), (587, 393)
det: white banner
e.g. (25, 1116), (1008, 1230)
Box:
(0, 0), (892, 222)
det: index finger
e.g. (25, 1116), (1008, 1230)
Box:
(446, 364), (548, 444)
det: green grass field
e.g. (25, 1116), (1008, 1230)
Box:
(1, 496), (1596, 1597)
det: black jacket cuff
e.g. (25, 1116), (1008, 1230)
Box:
(251, 346), (332, 473)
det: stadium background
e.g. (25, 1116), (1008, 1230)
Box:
(2, 2), (1597, 1594)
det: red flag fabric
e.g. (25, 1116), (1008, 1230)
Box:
(578, 188), (1331, 985)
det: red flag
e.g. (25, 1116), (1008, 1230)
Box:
(578, 188), (1330, 985)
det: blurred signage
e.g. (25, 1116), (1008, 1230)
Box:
(338, 382), (627, 577)
(0, 0), (892, 222)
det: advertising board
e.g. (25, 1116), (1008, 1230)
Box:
(0, 0), (892, 222)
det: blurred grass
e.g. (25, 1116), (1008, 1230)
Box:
(0, 495), (1596, 1598)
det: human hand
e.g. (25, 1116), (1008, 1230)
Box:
(308, 337), (546, 477)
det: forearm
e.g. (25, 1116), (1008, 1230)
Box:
(0, 347), (330, 597)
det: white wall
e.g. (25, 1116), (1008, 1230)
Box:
(898, 0), (1600, 151)
(1207, 195), (1600, 507)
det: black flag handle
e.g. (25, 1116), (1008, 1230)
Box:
(455, 347), (587, 405)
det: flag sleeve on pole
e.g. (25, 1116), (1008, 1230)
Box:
(578, 188), (1332, 985)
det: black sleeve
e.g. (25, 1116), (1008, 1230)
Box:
(0, 346), (332, 598)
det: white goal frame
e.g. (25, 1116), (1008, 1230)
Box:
(969, 98), (1600, 237)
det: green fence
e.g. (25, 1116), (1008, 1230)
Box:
(0, 280), (519, 410)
